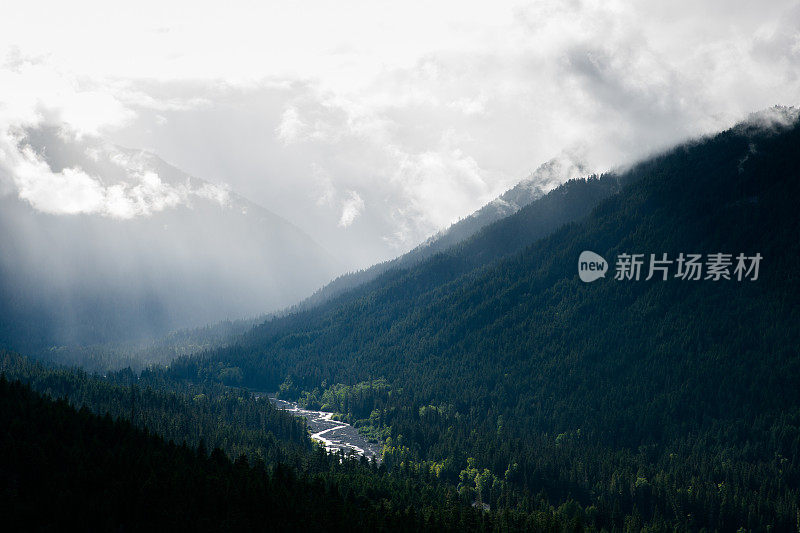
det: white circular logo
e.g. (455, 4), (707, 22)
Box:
(578, 251), (607, 282)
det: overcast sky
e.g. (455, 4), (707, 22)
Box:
(1, 0), (799, 269)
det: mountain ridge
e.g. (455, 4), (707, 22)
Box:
(168, 110), (800, 530)
(299, 153), (587, 309)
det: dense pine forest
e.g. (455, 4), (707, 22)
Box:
(0, 352), (580, 531)
(162, 116), (800, 530)
(2, 114), (799, 531)
(0, 376), (499, 531)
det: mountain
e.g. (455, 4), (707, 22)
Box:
(0, 350), (530, 531)
(39, 154), (601, 371)
(300, 153), (586, 308)
(113, 153), (590, 369)
(174, 108), (800, 530)
(425, 153), (586, 251)
(0, 376), (441, 531)
(0, 126), (340, 352)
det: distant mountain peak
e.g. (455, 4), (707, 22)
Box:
(417, 151), (587, 250)
(297, 150), (591, 309)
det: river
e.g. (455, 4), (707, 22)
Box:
(267, 396), (383, 462)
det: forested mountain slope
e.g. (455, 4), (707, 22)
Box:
(175, 111), (800, 530)
(3, 352), (547, 531)
(283, 172), (621, 328)
(84, 157), (600, 371)
(300, 155), (587, 309)
(0, 350), (311, 463)
(97, 158), (614, 372)
(1, 376), (501, 532)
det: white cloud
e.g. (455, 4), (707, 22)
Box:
(1, 0), (799, 267)
(196, 182), (230, 206)
(448, 98), (486, 116)
(338, 190), (365, 227)
(11, 148), (106, 215)
(0, 58), (134, 136)
(276, 107), (306, 145)
(4, 144), (178, 218)
(0, 127), (231, 218)
(312, 163), (337, 207)
(388, 147), (496, 240)
(0, 52), (233, 219)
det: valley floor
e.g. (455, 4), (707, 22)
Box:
(268, 395), (383, 460)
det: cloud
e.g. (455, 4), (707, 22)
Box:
(276, 106), (306, 145)
(11, 148), (107, 215)
(387, 146), (497, 241)
(338, 190), (364, 227)
(0, 124), (230, 218)
(0, 55), (134, 136)
(0, 52), (231, 219)
(2, 0), (799, 268)
(312, 163), (337, 207)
